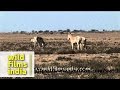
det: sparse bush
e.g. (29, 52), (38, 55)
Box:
(56, 56), (72, 61)
(38, 30), (43, 33)
(68, 59), (108, 70)
(51, 61), (60, 66)
(56, 48), (76, 54)
(20, 31), (27, 34)
(50, 31), (53, 34)
(12, 31), (19, 34)
(73, 30), (79, 32)
(90, 29), (99, 32)
(60, 32), (64, 34)
(105, 47), (120, 54)
(44, 30), (49, 34)
(110, 55), (118, 58)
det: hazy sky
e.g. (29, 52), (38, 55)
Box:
(0, 11), (120, 32)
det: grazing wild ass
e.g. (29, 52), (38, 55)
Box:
(67, 33), (87, 50)
(30, 36), (46, 49)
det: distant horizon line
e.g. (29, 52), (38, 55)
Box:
(0, 28), (120, 33)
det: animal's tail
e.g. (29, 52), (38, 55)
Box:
(84, 38), (87, 48)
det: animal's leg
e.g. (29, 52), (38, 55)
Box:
(38, 43), (42, 50)
(83, 44), (86, 51)
(37, 43), (40, 48)
(77, 43), (79, 50)
(34, 42), (36, 50)
(79, 43), (81, 50)
(82, 44), (84, 50)
(80, 43), (83, 50)
(71, 43), (74, 50)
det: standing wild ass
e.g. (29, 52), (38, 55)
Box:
(30, 36), (46, 49)
(67, 33), (87, 50)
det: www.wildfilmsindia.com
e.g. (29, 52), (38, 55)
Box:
(35, 66), (120, 73)
(35, 66), (92, 73)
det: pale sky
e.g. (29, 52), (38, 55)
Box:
(0, 11), (120, 32)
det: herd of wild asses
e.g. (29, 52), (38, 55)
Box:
(30, 32), (87, 51)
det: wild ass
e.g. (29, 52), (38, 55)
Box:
(67, 33), (86, 50)
(30, 36), (46, 49)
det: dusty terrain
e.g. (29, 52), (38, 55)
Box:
(0, 32), (120, 79)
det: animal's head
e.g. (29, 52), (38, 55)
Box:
(30, 36), (37, 42)
(67, 32), (71, 40)
(34, 36), (37, 40)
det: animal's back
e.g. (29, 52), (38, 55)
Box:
(37, 37), (44, 42)
(76, 36), (86, 44)
(75, 36), (81, 42)
(70, 36), (82, 43)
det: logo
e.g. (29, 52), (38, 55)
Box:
(0, 51), (34, 77)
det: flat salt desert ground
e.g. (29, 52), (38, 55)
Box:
(0, 32), (120, 79)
